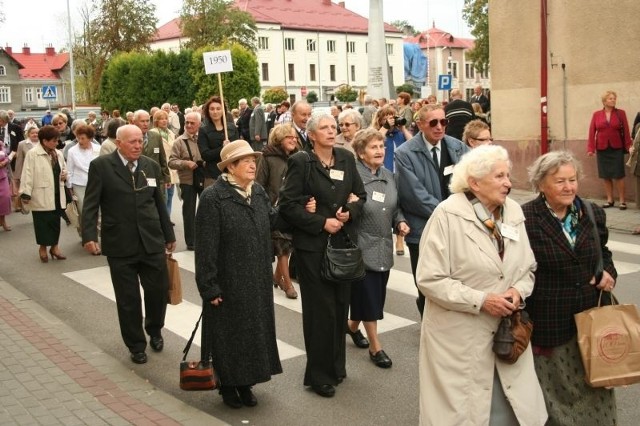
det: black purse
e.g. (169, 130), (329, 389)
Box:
(179, 313), (220, 391)
(321, 229), (366, 283)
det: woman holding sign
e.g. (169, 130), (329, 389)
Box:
(198, 95), (238, 187)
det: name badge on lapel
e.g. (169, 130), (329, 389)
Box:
(154, 147), (160, 154)
(329, 169), (344, 181)
(372, 191), (385, 203)
(146, 178), (157, 187)
(499, 223), (519, 241)
(443, 165), (454, 176)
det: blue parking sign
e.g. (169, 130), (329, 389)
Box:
(437, 75), (452, 91)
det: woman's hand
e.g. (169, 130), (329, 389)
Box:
(502, 287), (522, 309)
(324, 218), (343, 234)
(304, 197), (316, 213)
(591, 270), (616, 292)
(210, 296), (223, 307)
(587, 151), (595, 157)
(223, 139), (231, 146)
(481, 293), (516, 317)
(397, 222), (410, 237)
(347, 193), (359, 203)
(336, 206), (350, 223)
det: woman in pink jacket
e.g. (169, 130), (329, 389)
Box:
(587, 90), (632, 209)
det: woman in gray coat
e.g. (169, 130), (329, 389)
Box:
(347, 128), (409, 368)
(195, 140), (282, 408)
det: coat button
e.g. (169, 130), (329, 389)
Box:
(332, 203), (337, 208)
(499, 275), (504, 280)
(331, 185), (335, 189)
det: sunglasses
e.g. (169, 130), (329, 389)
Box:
(427, 118), (449, 127)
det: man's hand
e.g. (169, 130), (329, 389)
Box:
(83, 241), (102, 255)
(165, 241), (176, 253)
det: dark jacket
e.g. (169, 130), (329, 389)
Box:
(237, 107), (252, 141)
(444, 99), (475, 141)
(195, 177), (282, 385)
(278, 147), (366, 253)
(522, 195), (617, 347)
(142, 130), (170, 185)
(198, 118), (239, 180)
(255, 144), (296, 205)
(81, 151), (175, 257)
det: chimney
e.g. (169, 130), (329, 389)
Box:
(22, 44), (30, 55)
(339, 1), (345, 7)
(4, 46), (11, 55)
(45, 44), (56, 56)
(323, 0), (331, 5)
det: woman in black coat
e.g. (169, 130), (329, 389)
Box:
(278, 113), (366, 398)
(197, 96), (239, 186)
(195, 140), (282, 408)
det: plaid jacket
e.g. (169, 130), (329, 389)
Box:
(522, 195), (617, 347)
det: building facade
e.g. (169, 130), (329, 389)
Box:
(490, 0), (640, 200)
(405, 26), (490, 103)
(151, 0), (405, 103)
(0, 45), (71, 113)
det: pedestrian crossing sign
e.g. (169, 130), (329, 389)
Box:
(42, 85), (57, 99)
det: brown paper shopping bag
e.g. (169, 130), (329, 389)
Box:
(575, 293), (640, 387)
(167, 254), (183, 305)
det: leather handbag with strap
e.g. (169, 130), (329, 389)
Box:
(179, 313), (219, 391)
(320, 228), (366, 283)
(492, 304), (533, 364)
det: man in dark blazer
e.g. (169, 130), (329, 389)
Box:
(237, 98), (252, 141)
(82, 124), (176, 365)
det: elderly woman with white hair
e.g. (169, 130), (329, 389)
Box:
(335, 109), (363, 155)
(416, 145), (547, 425)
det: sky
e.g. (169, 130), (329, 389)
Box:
(0, 0), (471, 53)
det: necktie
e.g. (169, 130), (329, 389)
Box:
(143, 134), (148, 149)
(431, 147), (439, 170)
(127, 161), (135, 173)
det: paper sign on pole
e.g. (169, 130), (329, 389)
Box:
(203, 50), (234, 74)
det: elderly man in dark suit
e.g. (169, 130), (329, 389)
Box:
(82, 124), (176, 365)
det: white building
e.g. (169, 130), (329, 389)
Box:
(151, 0), (404, 103)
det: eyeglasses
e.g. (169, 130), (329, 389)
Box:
(426, 119), (449, 127)
(284, 135), (298, 140)
(131, 169), (149, 192)
(339, 122), (356, 127)
(473, 137), (493, 142)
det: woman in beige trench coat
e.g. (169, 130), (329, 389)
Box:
(416, 145), (547, 425)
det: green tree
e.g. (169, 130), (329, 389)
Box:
(334, 85), (358, 103)
(306, 91), (318, 104)
(396, 83), (416, 95)
(263, 87), (288, 104)
(390, 20), (419, 36)
(463, 0), (489, 74)
(190, 43), (260, 110)
(75, 0), (158, 103)
(180, 0), (257, 51)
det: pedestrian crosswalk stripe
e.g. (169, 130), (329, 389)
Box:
(172, 251), (417, 334)
(608, 241), (640, 256)
(63, 267), (306, 360)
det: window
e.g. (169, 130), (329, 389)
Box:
(309, 64), (316, 82)
(284, 38), (295, 51)
(451, 62), (458, 78)
(329, 65), (336, 82)
(36, 87), (43, 100)
(478, 68), (489, 79)
(288, 63), (295, 81)
(25, 87), (34, 103)
(386, 43), (393, 55)
(327, 40), (336, 53)
(0, 87), (10, 103)
(261, 63), (269, 81)
(350, 65), (356, 82)
(0, 65), (5, 76)
(258, 37), (269, 50)
(346, 41), (356, 53)
(465, 63), (475, 79)
(307, 39), (316, 52)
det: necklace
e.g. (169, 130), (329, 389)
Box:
(313, 150), (334, 170)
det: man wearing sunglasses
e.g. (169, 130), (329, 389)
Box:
(395, 104), (469, 317)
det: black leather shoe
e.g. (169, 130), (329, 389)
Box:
(311, 384), (335, 398)
(336, 376), (345, 384)
(130, 352), (147, 364)
(237, 386), (258, 407)
(369, 350), (392, 368)
(220, 386), (242, 408)
(346, 328), (369, 348)
(150, 336), (164, 352)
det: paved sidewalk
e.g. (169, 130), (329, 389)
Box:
(509, 188), (639, 234)
(0, 278), (226, 426)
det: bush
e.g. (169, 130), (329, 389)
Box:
(334, 85), (358, 103)
(396, 83), (416, 95)
(263, 87), (289, 104)
(306, 91), (318, 104)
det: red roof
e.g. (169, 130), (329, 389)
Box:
(155, 0), (400, 42)
(1, 46), (69, 80)
(405, 27), (474, 50)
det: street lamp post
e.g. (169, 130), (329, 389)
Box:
(447, 47), (452, 99)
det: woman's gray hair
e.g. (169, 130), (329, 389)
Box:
(306, 113), (335, 134)
(338, 109), (364, 129)
(449, 145), (511, 194)
(528, 150), (582, 192)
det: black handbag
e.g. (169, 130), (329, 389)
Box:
(321, 229), (366, 283)
(180, 313), (220, 391)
